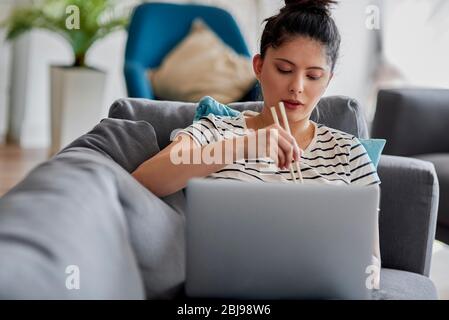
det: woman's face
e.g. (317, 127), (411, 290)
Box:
(253, 36), (333, 123)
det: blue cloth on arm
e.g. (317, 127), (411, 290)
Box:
(194, 96), (240, 121)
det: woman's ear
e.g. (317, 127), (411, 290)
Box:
(253, 54), (263, 80)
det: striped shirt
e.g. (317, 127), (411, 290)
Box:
(172, 111), (381, 186)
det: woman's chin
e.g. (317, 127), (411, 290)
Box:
(285, 109), (312, 123)
(285, 107), (306, 115)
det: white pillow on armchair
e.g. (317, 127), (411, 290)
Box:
(148, 19), (256, 104)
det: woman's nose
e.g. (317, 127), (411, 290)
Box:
(288, 76), (305, 94)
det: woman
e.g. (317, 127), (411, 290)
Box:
(132, 0), (381, 289)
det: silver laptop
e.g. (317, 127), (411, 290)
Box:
(185, 178), (380, 300)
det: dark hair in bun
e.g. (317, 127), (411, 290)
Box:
(284, 0), (336, 16)
(260, 0), (340, 73)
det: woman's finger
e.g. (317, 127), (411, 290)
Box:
(276, 134), (294, 169)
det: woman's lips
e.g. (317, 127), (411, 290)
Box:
(282, 100), (305, 110)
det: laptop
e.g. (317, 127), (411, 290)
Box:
(184, 178), (380, 300)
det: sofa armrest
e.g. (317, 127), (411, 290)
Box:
(377, 155), (439, 276)
(0, 148), (145, 298)
(372, 88), (449, 156)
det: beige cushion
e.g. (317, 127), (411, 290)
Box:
(148, 19), (256, 104)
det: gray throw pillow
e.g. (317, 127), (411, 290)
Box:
(64, 118), (160, 173)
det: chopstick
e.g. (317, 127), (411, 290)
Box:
(271, 103), (304, 183)
(270, 107), (296, 183)
(279, 102), (304, 183)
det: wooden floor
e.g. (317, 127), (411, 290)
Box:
(0, 144), (49, 196)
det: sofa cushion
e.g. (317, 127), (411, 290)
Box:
(63, 115), (187, 215)
(108, 96), (370, 150)
(372, 268), (438, 300)
(63, 118), (160, 173)
(359, 139), (386, 169)
(372, 88), (449, 156)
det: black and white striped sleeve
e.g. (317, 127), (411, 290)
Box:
(349, 137), (381, 186)
(171, 114), (222, 147)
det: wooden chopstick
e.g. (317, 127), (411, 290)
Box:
(270, 106), (298, 183)
(278, 102), (304, 183)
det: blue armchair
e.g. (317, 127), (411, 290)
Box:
(124, 2), (259, 101)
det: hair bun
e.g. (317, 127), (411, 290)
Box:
(284, 0), (337, 16)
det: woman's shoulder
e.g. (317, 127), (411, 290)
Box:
(314, 123), (356, 147)
(313, 124), (374, 170)
(197, 113), (246, 131)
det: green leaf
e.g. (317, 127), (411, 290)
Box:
(1, 0), (131, 67)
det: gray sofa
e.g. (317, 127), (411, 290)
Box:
(0, 96), (439, 299)
(372, 88), (449, 245)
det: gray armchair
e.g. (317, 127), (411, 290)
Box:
(0, 96), (439, 299)
(372, 88), (449, 245)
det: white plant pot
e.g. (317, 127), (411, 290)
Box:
(50, 66), (106, 155)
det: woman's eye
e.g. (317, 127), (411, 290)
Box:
(307, 75), (321, 80)
(277, 68), (292, 74)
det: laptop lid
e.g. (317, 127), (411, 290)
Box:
(185, 178), (379, 300)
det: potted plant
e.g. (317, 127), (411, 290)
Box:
(1, 0), (130, 155)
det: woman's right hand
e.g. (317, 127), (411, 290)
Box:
(235, 124), (301, 170)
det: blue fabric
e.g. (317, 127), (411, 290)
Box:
(194, 96), (240, 121)
(194, 96), (386, 167)
(359, 138), (386, 168)
(124, 2), (258, 100)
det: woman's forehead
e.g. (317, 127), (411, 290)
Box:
(266, 36), (329, 69)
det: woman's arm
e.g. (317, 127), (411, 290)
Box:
(132, 124), (300, 197)
(132, 134), (234, 197)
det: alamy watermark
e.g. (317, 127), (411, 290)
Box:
(365, 5), (381, 30)
(65, 5), (80, 30)
(65, 265), (80, 290)
(365, 264), (380, 290)
(169, 127), (282, 168)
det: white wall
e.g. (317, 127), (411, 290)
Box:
(382, 0), (449, 88)
(326, 0), (380, 103)
(7, 0), (380, 148)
